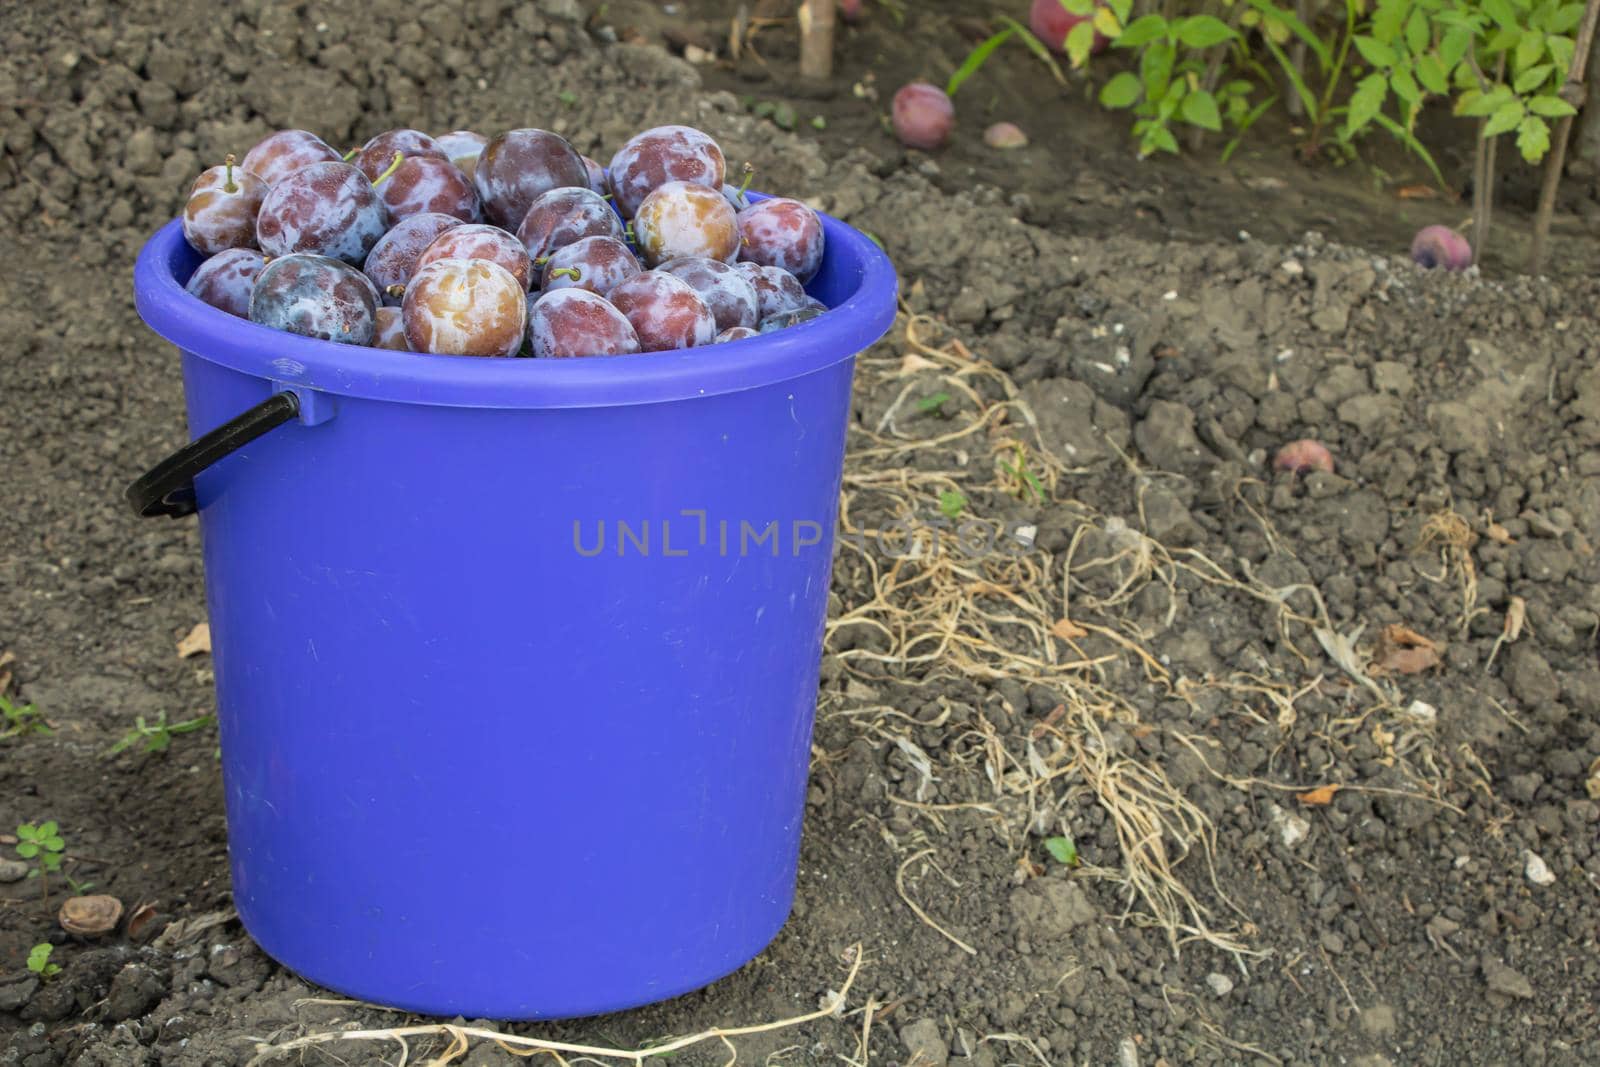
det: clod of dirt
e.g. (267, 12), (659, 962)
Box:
(1205, 972), (1235, 997)
(104, 962), (166, 1022)
(59, 894), (124, 936)
(0, 975), (37, 1012)
(1482, 956), (1535, 999)
(900, 1018), (950, 1067)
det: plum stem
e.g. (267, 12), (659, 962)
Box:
(736, 162), (755, 197)
(222, 153), (238, 194)
(342, 146), (359, 162)
(373, 151), (405, 186)
(547, 267), (581, 281)
(386, 284), (406, 299)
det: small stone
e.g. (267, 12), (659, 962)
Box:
(0, 857), (29, 883)
(1482, 956), (1534, 999)
(1359, 1003), (1397, 1039)
(901, 1018), (949, 1067)
(1205, 972), (1234, 996)
(1268, 804), (1309, 848)
(1401, 700), (1437, 724)
(1524, 850), (1555, 886)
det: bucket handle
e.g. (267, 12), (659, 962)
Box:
(126, 391), (301, 518)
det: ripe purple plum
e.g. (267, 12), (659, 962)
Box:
(372, 306), (410, 350)
(634, 181), (740, 267)
(402, 257), (527, 357)
(736, 197), (825, 282)
(659, 256), (759, 332)
(607, 272), (718, 352)
(355, 129), (447, 182)
(541, 235), (641, 295)
(249, 253), (376, 345)
(417, 224), (535, 291)
(473, 128), (589, 230)
(185, 247), (265, 318)
(715, 325), (759, 343)
(735, 261), (809, 319)
(255, 161), (390, 264)
(1274, 439), (1335, 475)
(182, 155), (268, 255)
(514, 186), (625, 265)
(377, 155), (482, 222)
(759, 306), (826, 332)
(893, 82), (955, 150)
(240, 129), (342, 187)
(1030, 0), (1111, 54)
(580, 155), (608, 195)
(436, 130), (489, 176)
(1410, 225), (1472, 271)
(364, 213), (465, 305)
(607, 125), (726, 218)
(527, 289), (642, 358)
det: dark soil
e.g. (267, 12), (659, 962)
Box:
(4, 1), (1600, 1065)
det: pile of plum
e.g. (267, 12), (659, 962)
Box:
(180, 125), (829, 358)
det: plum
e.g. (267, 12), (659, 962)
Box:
(185, 247), (265, 318)
(607, 125), (726, 218)
(606, 271), (718, 352)
(355, 129), (448, 182)
(580, 155), (608, 195)
(736, 197), (825, 282)
(417, 224), (534, 291)
(527, 288), (642, 358)
(514, 186), (625, 265)
(838, 0), (864, 22)
(735, 261), (809, 319)
(182, 155), (267, 255)
(892, 82), (955, 150)
(541, 235), (641, 295)
(372, 306), (410, 350)
(240, 129), (343, 187)
(363, 212), (465, 306)
(435, 130), (489, 176)
(1410, 225), (1472, 271)
(984, 122), (1029, 149)
(249, 253), (376, 345)
(1274, 439), (1335, 475)
(715, 325), (759, 343)
(634, 181), (740, 267)
(759, 306), (826, 332)
(255, 161), (390, 264)
(402, 257), (527, 357)
(1030, 0), (1111, 55)
(659, 256), (759, 332)
(376, 155), (481, 222)
(473, 128), (589, 230)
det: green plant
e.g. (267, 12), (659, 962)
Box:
(26, 943), (60, 979)
(939, 489), (968, 519)
(16, 821), (65, 902)
(1000, 444), (1046, 502)
(65, 876), (96, 895)
(107, 710), (216, 756)
(1045, 835), (1081, 866)
(0, 694), (50, 740)
(916, 390), (952, 415)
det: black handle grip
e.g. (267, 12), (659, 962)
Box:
(126, 391), (301, 518)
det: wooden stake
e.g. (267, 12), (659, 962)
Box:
(800, 0), (836, 81)
(1531, 0), (1600, 275)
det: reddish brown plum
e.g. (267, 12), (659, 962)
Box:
(1410, 225), (1472, 271)
(607, 125), (725, 219)
(659, 256), (759, 332)
(634, 181), (740, 267)
(527, 288), (642, 358)
(256, 161), (390, 264)
(402, 257), (527, 357)
(581, 155), (608, 195)
(363, 213), (464, 305)
(759, 306), (826, 332)
(606, 271), (717, 352)
(514, 186), (625, 265)
(892, 82), (955, 150)
(472, 129), (589, 229)
(355, 129), (447, 182)
(240, 129), (343, 187)
(182, 155), (268, 255)
(185, 247), (265, 318)
(1274, 439), (1335, 475)
(249, 253), (375, 345)
(377, 155), (482, 222)
(541, 235), (641, 295)
(838, 0), (864, 22)
(735, 261), (809, 319)
(984, 122), (1029, 149)
(435, 130), (489, 176)
(715, 325), (759, 343)
(417, 224), (534, 291)
(1030, 0), (1111, 54)
(736, 197), (825, 282)
(372, 306), (410, 350)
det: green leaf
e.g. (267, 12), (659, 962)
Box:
(1044, 836), (1080, 866)
(1517, 114), (1552, 161)
(1345, 72), (1389, 137)
(16, 842), (38, 858)
(1440, 26), (1473, 69)
(1371, 0), (1406, 42)
(1115, 14), (1169, 47)
(1548, 35), (1574, 68)
(1066, 20), (1096, 67)
(42, 854), (61, 871)
(994, 16), (1068, 84)
(1390, 65), (1422, 105)
(1483, 0), (1519, 26)
(1484, 97), (1526, 136)
(1548, 1), (1584, 31)
(1528, 93), (1578, 116)
(1486, 26), (1522, 53)
(1180, 88), (1223, 129)
(947, 28), (1014, 97)
(44, 836), (64, 851)
(1141, 40), (1176, 95)
(1107, 0), (1133, 25)
(1514, 62), (1554, 92)
(1146, 124), (1181, 155)
(1458, 84), (1513, 115)
(39, 822), (56, 837)
(1244, 0), (1331, 68)
(916, 391), (951, 413)
(1100, 71), (1145, 108)
(1176, 14), (1235, 47)
(1416, 53), (1450, 93)
(938, 491), (967, 520)
(1059, 0), (1096, 16)
(1262, 36), (1318, 117)
(1515, 30), (1546, 70)
(1405, 7), (1430, 53)
(1353, 35), (1398, 67)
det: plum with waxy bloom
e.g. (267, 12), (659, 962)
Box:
(376, 156), (482, 222)
(436, 130), (489, 176)
(527, 289), (643, 358)
(659, 256), (759, 332)
(634, 181), (740, 267)
(417, 224), (535, 291)
(363, 212), (465, 305)
(240, 129), (342, 187)
(736, 197), (824, 282)
(606, 271), (718, 352)
(182, 155), (267, 255)
(255, 161), (389, 264)
(515, 186), (625, 265)
(402, 257), (527, 357)
(473, 128), (589, 229)
(372, 306), (410, 350)
(185, 247), (265, 318)
(355, 129), (448, 182)
(892, 83), (954, 150)
(607, 125), (725, 218)
(541, 235), (642, 295)
(249, 253), (376, 344)
(735, 262), (810, 319)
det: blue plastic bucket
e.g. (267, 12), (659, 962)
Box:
(129, 197), (897, 1019)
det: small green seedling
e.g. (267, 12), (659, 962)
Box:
(557, 90), (578, 106)
(939, 490), (968, 520)
(16, 821), (65, 902)
(811, 115), (827, 130)
(107, 710), (216, 756)
(0, 694), (51, 740)
(66, 876), (96, 896)
(26, 944), (60, 979)
(916, 391), (951, 416)
(1044, 836), (1080, 867)
(1000, 444), (1045, 502)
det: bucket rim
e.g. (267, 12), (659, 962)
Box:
(134, 192), (898, 409)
